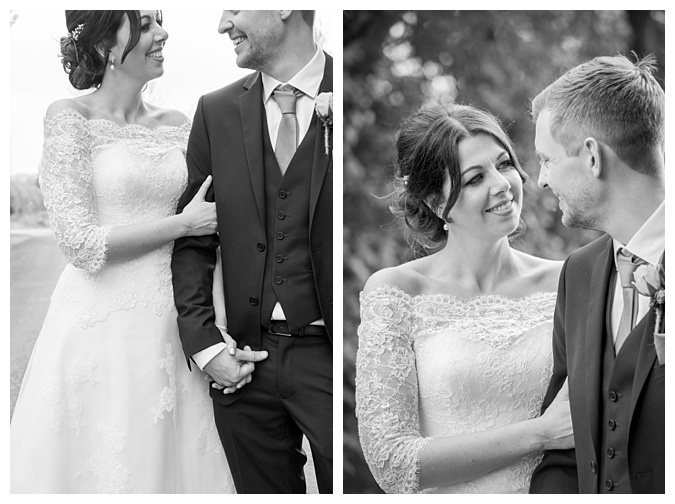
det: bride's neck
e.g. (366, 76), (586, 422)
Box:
(88, 79), (148, 124)
(432, 235), (517, 294)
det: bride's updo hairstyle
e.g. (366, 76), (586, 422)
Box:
(60, 10), (146, 90)
(391, 103), (527, 252)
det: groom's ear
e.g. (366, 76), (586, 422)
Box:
(583, 137), (602, 179)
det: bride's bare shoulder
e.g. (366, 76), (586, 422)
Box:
(363, 259), (428, 298)
(514, 250), (563, 292)
(45, 98), (89, 119)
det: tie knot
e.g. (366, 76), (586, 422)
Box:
(273, 84), (301, 114)
(616, 248), (643, 289)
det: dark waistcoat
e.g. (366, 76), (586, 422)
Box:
(260, 116), (322, 331)
(598, 276), (642, 493)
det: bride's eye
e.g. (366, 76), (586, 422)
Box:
(466, 174), (483, 186)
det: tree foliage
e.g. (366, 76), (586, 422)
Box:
(343, 10), (665, 493)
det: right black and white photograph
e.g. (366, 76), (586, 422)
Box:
(343, 10), (665, 494)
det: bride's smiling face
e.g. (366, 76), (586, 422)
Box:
(444, 133), (523, 239)
(109, 10), (168, 84)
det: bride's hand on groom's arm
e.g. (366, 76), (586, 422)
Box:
(205, 330), (268, 394)
(535, 378), (575, 451)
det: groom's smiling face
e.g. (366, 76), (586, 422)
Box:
(535, 108), (599, 230)
(219, 11), (282, 72)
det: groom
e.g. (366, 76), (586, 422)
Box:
(172, 11), (333, 493)
(529, 54), (665, 493)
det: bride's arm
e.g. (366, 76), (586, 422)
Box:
(104, 176), (215, 263)
(418, 381), (572, 488)
(40, 107), (217, 273)
(356, 273), (572, 493)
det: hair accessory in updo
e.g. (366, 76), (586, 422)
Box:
(403, 175), (409, 187)
(70, 23), (85, 41)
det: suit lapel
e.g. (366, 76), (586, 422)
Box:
(239, 73), (266, 224)
(583, 236), (614, 459)
(309, 54), (333, 229)
(628, 252), (664, 417)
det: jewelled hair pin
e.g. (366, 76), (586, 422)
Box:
(403, 175), (410, 186)
(70, 23), (85, 41)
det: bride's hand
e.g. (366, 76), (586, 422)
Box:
(537, 378), (575, 450)
(180, 176), (217, 236)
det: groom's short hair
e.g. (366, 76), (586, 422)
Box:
(531, 54), (664, 175)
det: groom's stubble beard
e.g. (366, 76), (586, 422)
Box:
(235, 24), (282, 72)
(560, 185), (604, 231)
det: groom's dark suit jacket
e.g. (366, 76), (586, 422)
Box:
(172, 55), (333, 405)
(530, 235), (664, 493)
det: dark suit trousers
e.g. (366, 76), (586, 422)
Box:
(212, 327), (333, 493)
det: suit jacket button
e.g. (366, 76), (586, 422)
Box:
(249, 297), (259, 306)
(590, 461), (597, 474)
(275, 255), (284, 263)
(279, 190), (287, 199)
(608, 419), (616, 430)
(605, 479), (614, 491)
(277, 211), (286, 220)
(257, 242), (266, 252)
(274, 276), (283, 285)
(276, 231), (284, 240)
(607, 447), (615, 459)
(608, 391), (618, 402)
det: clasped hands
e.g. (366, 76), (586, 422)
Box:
(204, 327), (268, 394)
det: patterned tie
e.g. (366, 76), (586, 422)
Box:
(615, 248), (643, 353)
(272, 84), (301, 175)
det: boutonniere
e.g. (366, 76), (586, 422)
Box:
(633, 262), (665, 364)
(315, 92), (333, 156)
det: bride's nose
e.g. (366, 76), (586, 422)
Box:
(489, 171), (511, 195)
(155, 26), (168, 44)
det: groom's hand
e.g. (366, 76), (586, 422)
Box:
(204, 339), (268, 394)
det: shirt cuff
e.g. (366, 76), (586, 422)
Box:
(192, 342), (227, 371)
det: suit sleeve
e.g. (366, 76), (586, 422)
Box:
(529, 257), (579, 493)
(171, 95), (223, 368)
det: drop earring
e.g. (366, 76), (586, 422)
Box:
(443, 221), (450, 231)
(110, 54), (115, 71)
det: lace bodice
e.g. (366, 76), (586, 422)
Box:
(355, 284), (555, 494)
(38, 108), (190, 328)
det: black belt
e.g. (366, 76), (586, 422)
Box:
(269, 320), (327, 337)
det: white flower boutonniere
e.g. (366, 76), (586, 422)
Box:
(315, 92), (333, 156)
(633, 262), (665, 364)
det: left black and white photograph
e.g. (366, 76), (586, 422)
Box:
(10, 9), (335, 494)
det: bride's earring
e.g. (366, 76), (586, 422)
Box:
(443, 221), (450, 231)
(110, 54), (115, 71)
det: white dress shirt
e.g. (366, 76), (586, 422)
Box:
(610, 201), (665, 343)
(192, 49), (326, 370)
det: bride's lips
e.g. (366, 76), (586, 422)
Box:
(485, 198), (514, 215)
(146, 48), (164, 62)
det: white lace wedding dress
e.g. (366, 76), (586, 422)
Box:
(10, 109), (235, 493)
(356, 284), (555, 493)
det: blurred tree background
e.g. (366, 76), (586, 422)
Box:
(343, 10), (665, 494)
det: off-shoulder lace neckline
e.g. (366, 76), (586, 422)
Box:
(44, 107), (190, 132)
(361, 282), (556, 305)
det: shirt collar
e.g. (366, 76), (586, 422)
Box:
(613, 200), (665, 268)
(262, 49), (325, 103)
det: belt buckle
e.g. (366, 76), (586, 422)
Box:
(270, 321), (292, 337)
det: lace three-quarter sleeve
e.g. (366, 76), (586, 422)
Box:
(355, 285), (430, 494)
(38, 110), (111, 274)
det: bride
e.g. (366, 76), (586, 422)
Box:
(356, 103), (574, 493)
(10, 10), (263, 493)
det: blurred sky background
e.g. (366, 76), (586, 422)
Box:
(9, 9), (336, 176)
